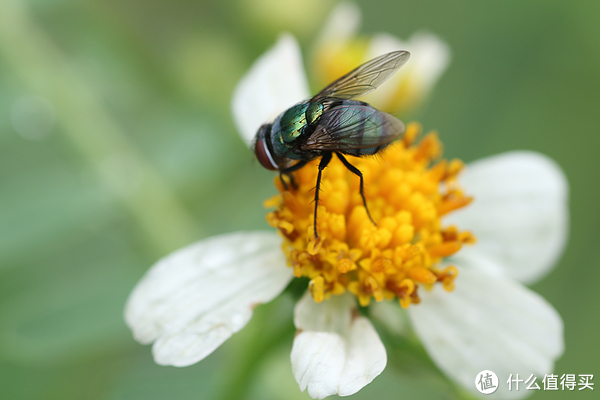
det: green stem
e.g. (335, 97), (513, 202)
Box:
(380, 321), (474, 399)
(217, 299), (295, 400)
(0, 0), (198, 255)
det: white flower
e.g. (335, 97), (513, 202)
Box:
(125, 33), (567, 399)
(311, 2), (451, 115)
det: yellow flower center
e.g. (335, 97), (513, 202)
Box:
(265, 123), (475, 308)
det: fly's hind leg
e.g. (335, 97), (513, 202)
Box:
(336, 152), (376, 226)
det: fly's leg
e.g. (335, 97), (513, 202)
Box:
(313, 153), (332, 239)
(336, 152), (376, 226)
(278, 174), (292, 191)
(279, 160), (307, 190)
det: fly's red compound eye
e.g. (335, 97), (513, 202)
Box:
(254, 126), (278, 170)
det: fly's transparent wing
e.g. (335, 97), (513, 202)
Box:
(301, 104), (405, 152)
(311, 51), (410, 102)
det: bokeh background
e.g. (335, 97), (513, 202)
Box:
(0, 0), (598, 399)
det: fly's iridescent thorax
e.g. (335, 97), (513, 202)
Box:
(270, 102), (324, 159)
(253, 100), (325, 170)
(272, 103), (308, 143)
(305, 101), (324, 125)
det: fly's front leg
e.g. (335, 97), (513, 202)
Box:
(279, 160), (307, 190)
(336, 152), (376, 226)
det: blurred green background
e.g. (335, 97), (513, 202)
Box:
(0, 0), (598, 399)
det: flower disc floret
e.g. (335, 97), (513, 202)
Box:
(266, 123), (475, 307)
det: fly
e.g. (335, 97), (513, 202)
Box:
(253, 50), (410, 238)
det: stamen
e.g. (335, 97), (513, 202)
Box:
(337, 259), (355, 273)
(265, 123), (475, 307)
(408, 267), (438, 284)
(309, 276), (325, 303)
(428, 241), (463, 257)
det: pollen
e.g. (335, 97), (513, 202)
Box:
(266, 123), (475, 307)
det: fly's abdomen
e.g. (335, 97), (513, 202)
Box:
(334, 101), (393, 156)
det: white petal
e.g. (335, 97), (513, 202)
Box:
(124, 231), (293, 367)
(446, 151), (569, 284)
(291, 293), (386, 399)
(408, 267), (564, 399)
(363, 31), (450, 107)
(405, 32), (451, 92)
(369, 300), (409, 336)
(368, 31), (450, 92)
(313, 2), (361, 49)
(231, 34), (310, 146)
